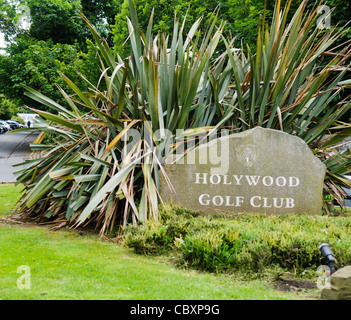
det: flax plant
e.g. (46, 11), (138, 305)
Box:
(14, 0), (225, 234)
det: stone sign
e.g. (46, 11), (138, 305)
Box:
(159, 127), (326, 215)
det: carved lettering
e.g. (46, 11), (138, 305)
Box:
(276, 176), (287, 187)
(195, 173), (300, 187)
(262, 176), (274, 186)
(198, 195), (246, 207)
(245, 175), (261, 186)
(160, 127), (326, 216)
(286, 198), (295, 208)
(222, 175), (232, 185)
(209, 174), (221, 185)
(199, 193), (210, 205)
(195, 172), (207, 184)
(233, 175), (244, 185)
(289, 176), (300, 187)
(250, 196), (261, 207)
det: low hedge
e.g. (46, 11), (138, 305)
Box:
(123, 206), (351, 274)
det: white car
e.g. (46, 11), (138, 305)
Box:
(6, 120), (24, 129)
(0, 124), (6, 134)
(0, 120), (11, 131)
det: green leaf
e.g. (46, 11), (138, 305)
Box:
(75, 151), (151, 227)
(31, 108), (84, 134)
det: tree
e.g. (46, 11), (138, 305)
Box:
(0, 0), (106, 111)
(0, 0), (19, 40)
(25, 0), (121, 48)
(0, 94), (20, 119)
(113, 0), (219, 56)
(0, 37), (101, 110)
(113, 0), (351, 56)
(80, 0), (120, 46)
(113, 0), (276, 56)
(26, 0), (85, 47)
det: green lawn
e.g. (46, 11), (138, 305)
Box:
(0, 183), (24, 218)
(0, 184), (320, 300)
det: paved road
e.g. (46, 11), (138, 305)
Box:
(0, 131), (38, 183)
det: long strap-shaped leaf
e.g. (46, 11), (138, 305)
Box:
(74, 150), (151, 227)
(30, 108), (85, 134)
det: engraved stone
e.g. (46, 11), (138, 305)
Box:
(159, 127), (326, 215)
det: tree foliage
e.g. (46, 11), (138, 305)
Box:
(113, 0), (351, 56)
(113, 0), (269, 56)
(0, 0), (26, 41)
(0, 37), (101, 110)
(27, 0), (119, 47)
(0, 0), (106, 113)
(27, 0), (84, 46)
(0, 94), (20, 119)
(1, 0), (349, 118)
(80, 0), (119, 45)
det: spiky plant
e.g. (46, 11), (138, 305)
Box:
(14, 1), (226, 235)
(14, 0), (351, 235)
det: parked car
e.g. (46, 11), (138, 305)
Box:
(0, 124), (6, 134)
(6, 120), (24, 129)
(5, 120), (18, 130)
(0, 120), (11, 131)
(11, 120), (25, 128)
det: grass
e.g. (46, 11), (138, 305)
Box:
(0, 184), (321, 300)
(0, 183), (24, 218)
(1, 223), (316, 300)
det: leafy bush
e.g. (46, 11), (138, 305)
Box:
(123, 206), (351, 274)
(124, 206), (201, 254)
(0, 94), (19, 119)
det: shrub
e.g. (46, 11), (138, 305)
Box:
(123, 206), (351, 275)
(123, 206), (205, 255)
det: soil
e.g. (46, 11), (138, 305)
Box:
(272, 273), (317, 292)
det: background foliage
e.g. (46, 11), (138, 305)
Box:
(0, 0), (350, 120)
(0, 0), (114, 118)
